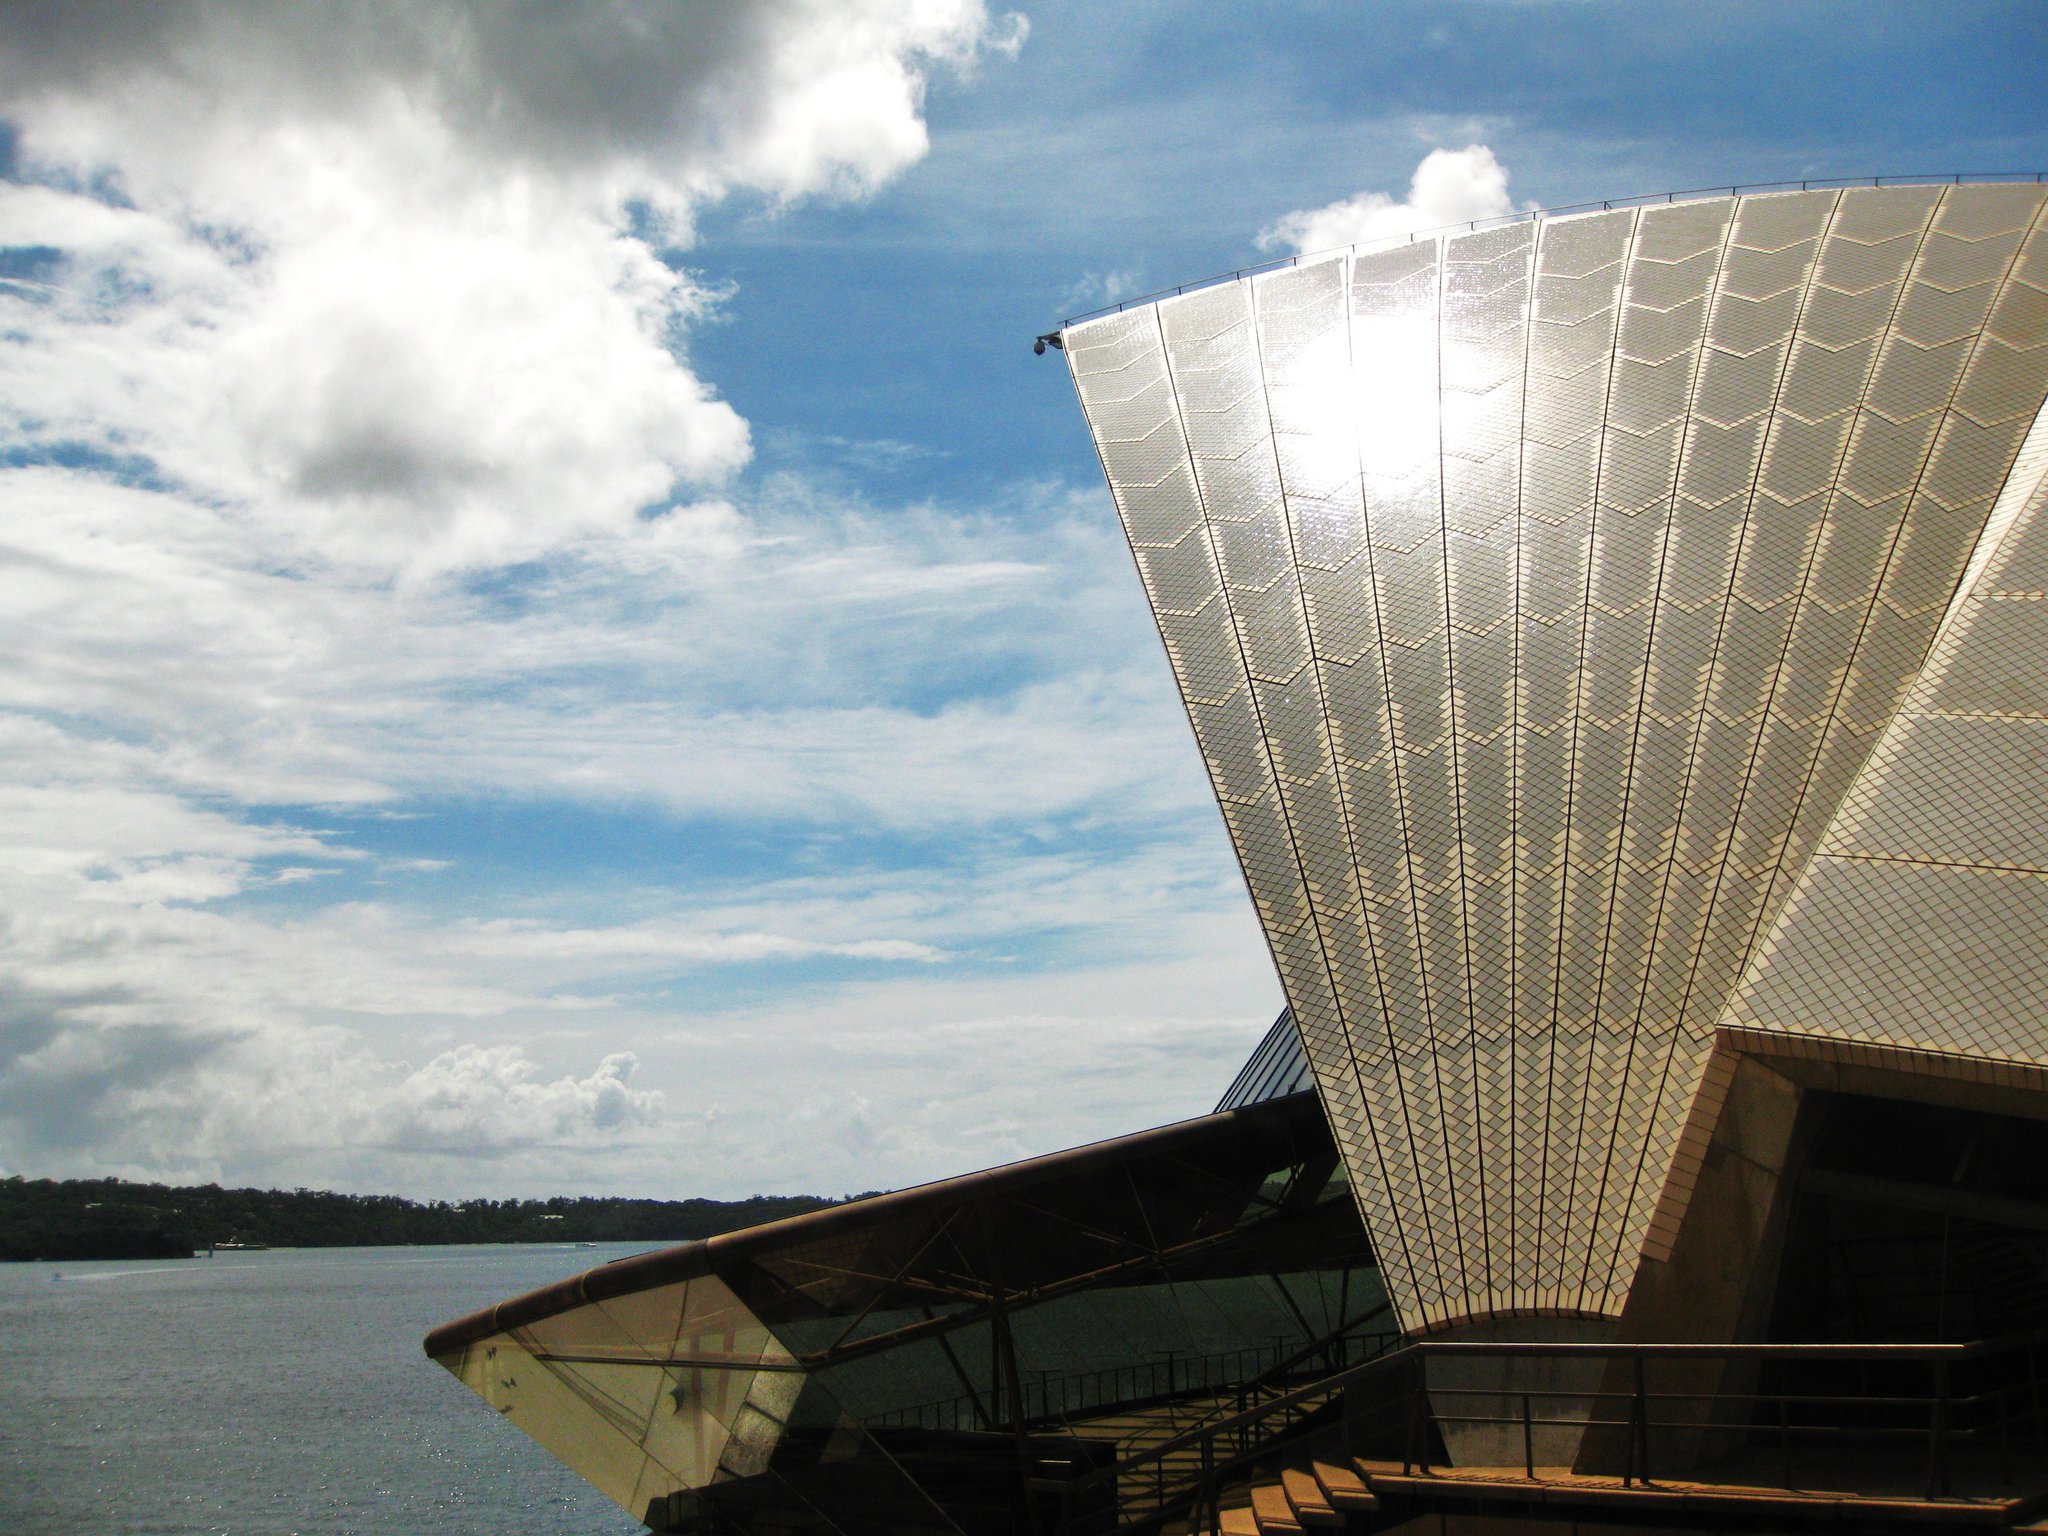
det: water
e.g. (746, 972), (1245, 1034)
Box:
(0, 1245), (653, 1536)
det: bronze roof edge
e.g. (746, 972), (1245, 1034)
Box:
(422, 1091), (1319, 1360)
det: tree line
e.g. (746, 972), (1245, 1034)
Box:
(0, 1174), (839, 1260)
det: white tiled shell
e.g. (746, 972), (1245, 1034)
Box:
(1065, 184), (2048, 1333)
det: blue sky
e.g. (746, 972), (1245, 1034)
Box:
(0, 0), (2042, 1200)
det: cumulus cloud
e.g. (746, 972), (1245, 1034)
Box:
(1258, 144), (1521, 255)
(0, 4), (1290, 1200)
(374, 1046), (663, 1155)
(0, 0), (1023, 578)
(0, 997), (666, 1181)
(0, 4), (1100, 1190)
(0, 2), (1024, 215)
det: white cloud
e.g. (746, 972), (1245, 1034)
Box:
(1057, 267), (1146, 316)
(453, 918), (943, 967)
(0, 833), (1276, 1195)
(1258, 144), (1521, 255)
(373, 1046), (664, 1155)
(613, 918), (1283, 1198)
(0, 461), (1255, 1192)
(0, 1003), (667, 1181)
(0, 2), (1025, 227)
(0, 4), (1290, 1200)
(0, 466), (1193, 826)
(0, 0), (1023, 580)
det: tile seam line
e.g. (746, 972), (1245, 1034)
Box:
(1330, 249), (1478, 1316)
(1558, 201), (1740, 1306)
(1432, 227), (1499, 1306)
(1625, 186), (2010, 1274)
(1240, 264), (1446, 1316)
(1312, 257), (1469, 1315)
(1568, 198), (1746, 1304)
(1817, 847), (2048, 879)
(1734, 192), (2047, 1004)
(1591, 188), (1849, 1303)
(1507, 219), (1537, 1308)
(1152, 295), (1432, 1315)
(1538, 204), (1642, 1314)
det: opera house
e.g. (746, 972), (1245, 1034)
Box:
(426, 180), (2048, 1534)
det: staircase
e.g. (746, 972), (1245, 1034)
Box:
(1071, 1379), (1350, 1530)
(1212, 1461), (1374, 1534)
(1205, 1455), (2048, 1534)
(1071, 1391), (1238, 1511)
(1103, 1332), (2048, 1536)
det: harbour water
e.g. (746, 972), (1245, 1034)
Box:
(0, 1244), (653, 1535)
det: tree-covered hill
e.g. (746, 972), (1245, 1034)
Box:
(0, 1175), (841, 1260)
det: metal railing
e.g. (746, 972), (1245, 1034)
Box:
(1418, 1336), (2048, 1498)
(1031, 1330), (2048, 1536)
(1050, 171), (2048, 332)
(867, 1327), (1399, 1436)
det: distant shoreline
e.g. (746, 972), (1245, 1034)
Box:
(11, 1237), (680, 1264)
(10, 1237), (677, 1263)
(2, 1174), (845, 1262)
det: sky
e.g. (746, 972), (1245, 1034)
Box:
(0, 0), (2043, 1202)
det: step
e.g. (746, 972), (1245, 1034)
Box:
(1219, 1510), (1260, 1536)
(1349, 1459), (2031, 1528)
(1249, 1483), (1306, 1534)
(1280, 1467), (1344, 1528)
(1311, 1459), (1376, 1513)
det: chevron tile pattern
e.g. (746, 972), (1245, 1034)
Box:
(1064, 185), (2048, 1332)
(1731, 392), (2048, 1061)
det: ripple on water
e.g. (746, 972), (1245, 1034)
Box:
(0, 1244), (652, 1536)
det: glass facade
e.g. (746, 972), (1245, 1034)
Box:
(1214, 1007), (1315, 1110)
(426, 1090), (1392, 1534)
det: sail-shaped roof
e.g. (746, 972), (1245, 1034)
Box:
(1065, 183), (2048, 1332)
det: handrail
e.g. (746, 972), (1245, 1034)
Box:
(1041, 1329), (2048, 1535)
(1390, 1337), (2004, 1358)
(1048, 171), (2048, 332)
(872, 1313), (1401, 1434)
(1079, 1332), (2034, 1483)
(1052, 1338), (1418, 1496)
(869, 1339), (1296, 1432)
